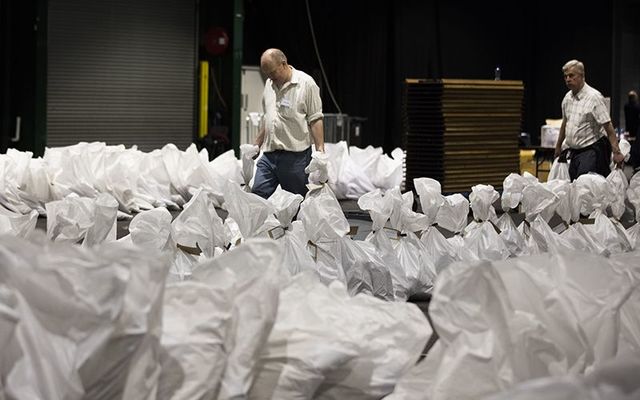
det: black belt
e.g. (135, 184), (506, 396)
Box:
(569, 136), (607, 157)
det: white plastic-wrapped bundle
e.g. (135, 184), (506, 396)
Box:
(0, 207), (38, 238)
(251, 272), (430, 400)
(521, 182), (558, 223)
(388, 250), (636, 400)
(609, 251), (640, 355)
(385, 188), (436, 294)
(413, 178), (457, 273)
(574, 174), (632, 255)
(249, 273), (359, 400)
(169, 188), (227, 280)
(0, 149), (52, 214)
(339, 237), (394, 301)
(349, 145), (404, 191)
(496, 212), (526, 257)
(209, 148), (244, 188)
(298, 184), (350, 285)
(0, 149), (35, 214)
(223, 180), (279, 240)
(161, 144), (226, 206)
(191, 239), (282, 400)
(482, 352), (640, 400)
(122, 207), (175, 251)
(240, 144), (260, 190)
(267, 188), (318, 277)
(359, 189), (411, 300)
(171, 188), (226, 257)
(280, 220), (318, 276)
(606, 168), (628, 221)
(434, 193), (469, 269)
(547, 158), (571, 181)
(501, 172), (538, 212)
(465, 185), (509, 261)
(157, 281), (233, 400)
(44, 142), (103, 201)
(0, 234), (171, 400)
(45, 193), (118, 245)
(324, 142), (376, 200)
(627, 171), (640, 223)
(136, 148), (181, 209)
(544, 179), (573, 225)
(268, 187), (303, 229)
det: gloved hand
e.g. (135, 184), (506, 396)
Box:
(305, 151), (329, 184)
(240, 144), (260, 185)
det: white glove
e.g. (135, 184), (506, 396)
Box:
(305, 151), (329, 184)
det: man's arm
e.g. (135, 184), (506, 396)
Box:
(254, 127), (265, 148)
(604, 121), (624, 164)
(554, 119), (567, 158)
(310, 119), (324, 152)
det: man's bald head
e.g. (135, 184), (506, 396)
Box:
(261, 48), (287, 67)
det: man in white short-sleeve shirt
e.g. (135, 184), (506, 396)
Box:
(252, 48), (324, 198)
(554, 59), (624, 180)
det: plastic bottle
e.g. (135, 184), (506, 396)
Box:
(494, 66), (501, 80)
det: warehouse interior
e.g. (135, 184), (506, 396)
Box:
(1, 0), (640, 399)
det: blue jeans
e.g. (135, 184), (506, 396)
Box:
(252, 147), (312, 198)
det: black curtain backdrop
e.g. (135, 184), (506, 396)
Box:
(244, 0), (631, 152)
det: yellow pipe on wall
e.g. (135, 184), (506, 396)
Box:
(199, 61), (209, 139)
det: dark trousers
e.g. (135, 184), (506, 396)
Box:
(252, 147), (312, 199)
(568, 136), (611, 180)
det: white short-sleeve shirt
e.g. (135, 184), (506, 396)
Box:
(262, 66), (323, 152)
(561, 83), (611, 149)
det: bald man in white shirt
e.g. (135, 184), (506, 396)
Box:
(252, 48), (325, 198)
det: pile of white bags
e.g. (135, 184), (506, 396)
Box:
(385, 250), (640, 400)
(0, 233), (171, 399)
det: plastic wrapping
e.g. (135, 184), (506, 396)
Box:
(469, 184), (499, 222)
(0, 234), (171, 400)
(171, 188), (226, 259)
(606, 169), (629, 220)
(0, 207), (38, 238)
(191, 239), (282, 400)
(435, 193), (469, 234)
(521, 183), (558, 223)
(413, 177), (444, 225)
(158, 281), (233, 400)
(240, 144), (260, 189)
(223, 181), (277, 239)
(626, 171), (640, 222)
(548, 158), (571, 181)
(501, 172), (538, 211)
(45, 193), (118, 245)
(496, 213), (526, 257)
(267, 187), (304, 229)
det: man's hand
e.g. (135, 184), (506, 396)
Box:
(613, 151), (625, 165)
(554, 147), (562, 159)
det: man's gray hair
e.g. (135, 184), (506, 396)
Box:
(562, 59), (584, 76)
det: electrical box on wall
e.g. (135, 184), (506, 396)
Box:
(240, 66), (265, 145)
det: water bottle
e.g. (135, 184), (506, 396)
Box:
(494, 66), (501, 80)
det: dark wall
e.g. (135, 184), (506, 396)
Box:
(0, 0), (39, 153)
(244, 0), (637, 152)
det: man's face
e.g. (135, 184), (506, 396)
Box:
(564, 66), (584, 93)
(262, 60), (286, 87)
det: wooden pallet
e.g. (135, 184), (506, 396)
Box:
(403, 79), (524, 193)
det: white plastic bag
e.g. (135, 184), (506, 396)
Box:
(191, 239), (282, 400)
(158, 281), (233, 400)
